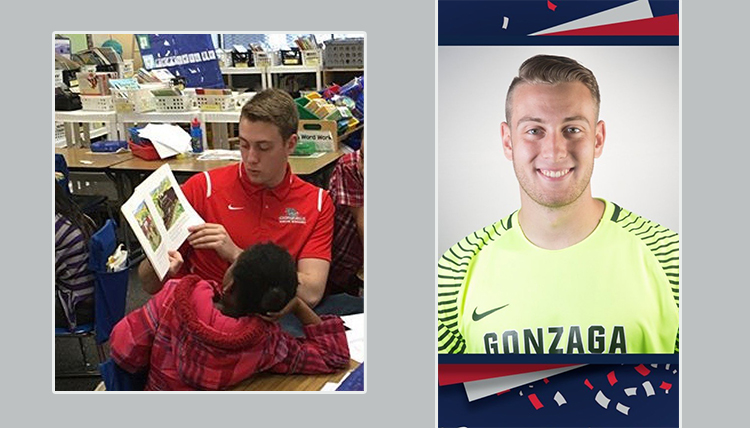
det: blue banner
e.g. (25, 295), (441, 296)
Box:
(136, 34), (224, 88)
(439, 0), (679, 46)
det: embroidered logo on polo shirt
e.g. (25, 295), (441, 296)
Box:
(279, 208), (306, 224)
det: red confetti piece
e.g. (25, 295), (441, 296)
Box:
(659, 381), (673, 391)
(584, 379), (593, 390)
(543, 378), (549, 384)
(635, 364), (651, 376)
(607, 371), (618, 386)
(528, 393), (544, 410)
(547, 0), (557, 11)
(497, 389), (510, 396)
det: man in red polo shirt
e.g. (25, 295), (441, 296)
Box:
(138, 89), (334, 308)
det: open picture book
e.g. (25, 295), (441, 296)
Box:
(120, 164), (204, 280)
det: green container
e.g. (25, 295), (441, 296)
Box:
(294, 97), (318, 120)
(293, 140), (317, 156)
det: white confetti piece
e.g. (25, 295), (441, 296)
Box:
(595, 391), (610, 409)
(673, 370), (677, 374)
(616, 402), (630, 415)
(624, 387), (637, 396)
(651, 364), (658, 368)
(528, 385), (533, 388)
(666, 389), (669, 394)
(519, 391), (523, 396)
(643, 381), (655, 397)
(665, 364), (670, 370)
(502, 16), (509, 30)
(554, 391), (567, 406)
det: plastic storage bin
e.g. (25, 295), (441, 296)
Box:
(153, 94), (198, 112)
(80, 95), (115, 111)
(323, 38), (364, 68)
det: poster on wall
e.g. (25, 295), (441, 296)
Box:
(136, 34), (224, 88)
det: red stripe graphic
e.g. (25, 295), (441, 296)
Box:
(540, 14), (678, 36)
(438, 363), (577, 386)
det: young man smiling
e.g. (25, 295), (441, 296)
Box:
(437, 55), (679, 354)
(139, 89), (334, 308)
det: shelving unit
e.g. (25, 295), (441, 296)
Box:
(322, 68), (364, 87)
(54, 110), (119, 147)
(267, 65), (322, 91)
(220, 67), (268, 90)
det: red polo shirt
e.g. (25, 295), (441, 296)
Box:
(179, 163), (333, 283)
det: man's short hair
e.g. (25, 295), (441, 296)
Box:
(240, 88), (299, 141)
(231, 242), (298, 315)
(505, 54), (601, 123)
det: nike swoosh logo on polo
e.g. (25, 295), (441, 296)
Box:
(228, 204), (245, 210)
(472, 304), (510, 321)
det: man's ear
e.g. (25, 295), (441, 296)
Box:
(286, 134), (298, 155)
(501, 122), (513, 161)
(594, 120), (606, 159)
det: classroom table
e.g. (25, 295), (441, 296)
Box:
(55, 147), (133, 171)
(107, 150), (342, 175)
(94, 359), (361, 392)
(231, 359), (361, 391)
(54, 147), (134, 203)
(108, 150), (344, 191)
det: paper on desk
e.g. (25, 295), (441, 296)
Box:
(346, 337), (364, 363)
(342, 313), (365, 363)
(341, 313), (364, 333)
(196, 149), (241, 161)
(321, 382), (341, 391)
(138, 123), (191, 159)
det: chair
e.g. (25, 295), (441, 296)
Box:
(98, 358), (147, 391)
(55, 219), (130, 378)
(55, 153), (113, 226)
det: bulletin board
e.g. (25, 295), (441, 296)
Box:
(136, 34), (224, 88)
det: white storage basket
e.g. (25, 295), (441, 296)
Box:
(302, 50), (322, 67)
(197, 94), (236, 111)
(235, 92), (256, 109)
(80, 95), (115, 111)
(113, 89), (158, 113)
(154, 94), (198, 112)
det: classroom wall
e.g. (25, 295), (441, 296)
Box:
(60, 33), (144, 69)
(91, 34), (143, 69)
(59, 33), (87, 53)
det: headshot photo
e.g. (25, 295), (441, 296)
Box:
(437, 47), (679, 354)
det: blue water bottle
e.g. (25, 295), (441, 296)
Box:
(190, 117), (204, 153)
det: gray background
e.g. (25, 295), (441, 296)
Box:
(439, 46), (679, 255)
(5, 0), (748, 427)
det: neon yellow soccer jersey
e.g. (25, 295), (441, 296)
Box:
(437, 200), (679, 354)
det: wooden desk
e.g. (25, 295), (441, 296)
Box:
(54, 147), (133, 170)
(109, 156), (236, 174)
(109, 151), (343, 182)
(94, 359), (361, 392)
(289, 151), (343, 175)
(231, 359), (360, 391)
(54, 147), (133, 200)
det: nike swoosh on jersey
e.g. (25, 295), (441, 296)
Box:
(472, 304), (510, 321)
(228, 204), (245, 210)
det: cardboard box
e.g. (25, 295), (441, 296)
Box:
(298, 120), (339, 152)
